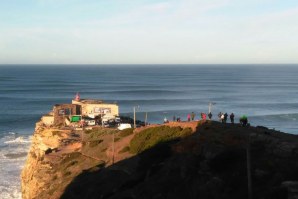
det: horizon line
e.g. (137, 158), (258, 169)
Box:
(1, 63), (298, 66)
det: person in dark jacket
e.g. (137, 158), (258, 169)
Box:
(230, 113), (235, 124)
(224, 113), (228, 123)
(208, 112), (212, 120)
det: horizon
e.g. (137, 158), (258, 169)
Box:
(1, 63), (298, 70)
(1, 0), (298, 64)
(3, 63), (298, 66)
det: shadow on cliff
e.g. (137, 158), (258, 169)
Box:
(60, 122), (298, 199)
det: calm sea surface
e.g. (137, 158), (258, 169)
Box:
(0, 64), (298, 198)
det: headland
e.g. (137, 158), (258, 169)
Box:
(21, 97), (298, 199)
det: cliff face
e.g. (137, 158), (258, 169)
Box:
(22, 121), (298, 199)
(21, 122), (81, 199)
(21, 120), (139, 199)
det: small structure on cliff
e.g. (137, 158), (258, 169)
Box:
(72, 99), (119, 117)
(41, 93), (119, 127)
(52, 104), (81, 126)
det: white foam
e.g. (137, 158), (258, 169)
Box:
(0, 185), (22, 199)
(0, 132), (32, 199)
(4, 137), (31, 144)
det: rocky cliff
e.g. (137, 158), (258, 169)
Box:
(22, 121), (298, 199)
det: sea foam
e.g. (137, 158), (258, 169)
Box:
(0, 133), (31, 199)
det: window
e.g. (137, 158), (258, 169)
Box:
(65, 108), (71, 115)
(94, 107), (111, 114)
(58, 109), (65, 115)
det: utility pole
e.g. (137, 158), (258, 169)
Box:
(133, 106), (136, 128)
(133, 106), (139, 128)
(247, 134), (253, 199)
(209, 102), (216, 113)
(112, 131), (115, 164)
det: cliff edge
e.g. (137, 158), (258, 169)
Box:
(22, 121), (298, 199)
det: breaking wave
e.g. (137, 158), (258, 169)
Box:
(0, 132), (32, 199)
(4, 137), (31, 144)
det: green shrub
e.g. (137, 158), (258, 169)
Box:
(52, 175), (58, 180)
(119, 128), (134, 137)
(66, 160), (78, 168)
(60, 152), (81, 165)
(64, 171), (72, 176)
(119, 146), (130, 154)
(179, 127), (193, 137)
(130, 126), (191, 154)
(84, 129), (116, 137)
(30, 151), (37, 159)
(52, 131), (62, 136)
(89, 140), (103, 148)
(84, 130), (92, 134)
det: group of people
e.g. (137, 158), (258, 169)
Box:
(218, 112), (249, 126)
(186, 112), (211, 121)
(171, 115), (181, 123)
(186, 112), (196, 121)
(168, 111), (248, 127)
(218, 112), (235, 124)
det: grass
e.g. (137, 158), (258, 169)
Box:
(119, 128), (134, 137)
(89, 140), (103, 148)
(66, 160), (78, 168)
(84, 130), (93, 134)
(84, 128), (117, 137)
(130, 126), (192, 154)
(63, 171), (72, 176)
(119, 146), (130, 154)
(60, 152), (81, 165)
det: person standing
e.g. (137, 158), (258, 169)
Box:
(173, 115), (176, 122)
(224, 113), (228, 123)
(164, 117), (168, 123)
(218, 112), (222, 122)
(202, 113), (207, 120)
(221, 113), (225, 123)
(240, 115), (248, 127)
(187, 114), (191, 122)
(177, 116), (181, 122)
(230, 113), (235, 124)
(191, 112), (195, 121)
(208, 112), (212, 120)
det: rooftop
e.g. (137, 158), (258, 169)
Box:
(74, 99), (104, 104)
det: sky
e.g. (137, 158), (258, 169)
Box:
(0, 0), (298, 64)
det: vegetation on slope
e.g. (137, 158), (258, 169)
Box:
(130, 126), (192, 154)
(60, 122), (298, 199)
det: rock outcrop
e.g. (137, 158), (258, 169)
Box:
(22, 121), (298, 199)
(21, 122), (82, 199)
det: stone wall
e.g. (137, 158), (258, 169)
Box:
(41, 115), (54, 126)
(53, 104), (80, 126)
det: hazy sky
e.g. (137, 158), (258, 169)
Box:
(0, 0), (298, 64)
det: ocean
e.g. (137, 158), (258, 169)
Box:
(0, 64), (298, 198)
